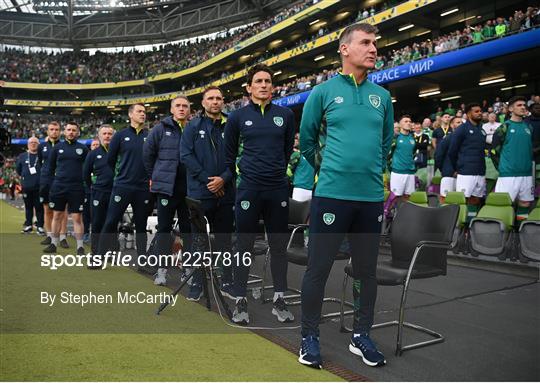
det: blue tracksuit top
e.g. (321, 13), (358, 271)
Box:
(83, 145), (114, 193)
(37, 139), (59, 187)
(48, 139), (89, 190)
(181, 113), (234, 203)
(434, 130), (455, 177)
(108, 125), (149, 191)
(16, 152), (41, 191)
(448, 120), (486, 176)
(224, 100), (296, 190)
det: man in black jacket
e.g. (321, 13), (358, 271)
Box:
(412, 122), (429, 169)
(434, 116), (461, 203)
(143, 96), (192, 286)
(83, 125), (115, 256)
(16, 136), (44, 233)
(97, 104), (150, 267)
(44, 122), (89, 255)
(448, 103), (486, 219)
(224, 64), (296, 325)
(181, 86), (235, 301)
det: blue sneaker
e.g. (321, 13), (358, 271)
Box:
(298, 336), (322, 369)
(349, 333), (386, 367)
(186, 284), (203, 301)
(220, 282), (235, 300)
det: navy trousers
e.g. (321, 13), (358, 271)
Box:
(301, 196), (383, 337)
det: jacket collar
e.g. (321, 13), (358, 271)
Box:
(249, 100), (272, 115)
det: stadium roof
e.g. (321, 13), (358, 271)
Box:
(0, 0), (214, 15)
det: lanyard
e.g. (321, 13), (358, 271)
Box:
(27, 152), (38, 168)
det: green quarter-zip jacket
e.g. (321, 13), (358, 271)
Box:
(390, 132), (416, 174)
(492, 120), (533, 177)
(300, 73), (394, 202)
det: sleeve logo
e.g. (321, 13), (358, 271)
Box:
(369, 95), (381, 109)
(273, 117), (284, 127)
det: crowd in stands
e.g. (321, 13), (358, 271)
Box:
(181, 5), (540, 103)
(0, 0), (314, 84)
(375, 7), (540, 70)
(1, 113), (109, 139)
(1, 1), (535, 99)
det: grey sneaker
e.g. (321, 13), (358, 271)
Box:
(272, 296), (294, 323)
(232, 298), (249, 325)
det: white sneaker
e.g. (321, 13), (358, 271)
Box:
(154, 268), (167, 286)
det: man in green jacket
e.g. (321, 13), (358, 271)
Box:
(298, 23), (394, 369)
(492, 96), (535, 221)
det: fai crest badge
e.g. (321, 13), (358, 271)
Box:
(369, 95), (381, 109)
(273, 116), (284, 127)
(323, 212), (335, 225)
(241, 200), (250, 210)
(93, 200), (99, 206)
(114, 195), (121, 203)
(76, 148), (83, 155)
(161, 199), (169, 206)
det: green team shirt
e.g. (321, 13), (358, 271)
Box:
(472, 31), (484, 43)
(494, 120), (533, 177)
(300, 73), (394, 202)
(482, 25), (495, 38)
(391, 132), (416, 174)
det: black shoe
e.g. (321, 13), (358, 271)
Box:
(87, 256), (102, 270)
(40, 236), (52, 245)
(59, 239), (69, 249)
(43, 244), (57, 253)
(77, 247), (85, 255)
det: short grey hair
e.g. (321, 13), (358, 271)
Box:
(339, 23), (379, 46)
(97, 124), (114, 136)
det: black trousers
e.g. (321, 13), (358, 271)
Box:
(22, 188), (44, 227)
(234, 187), (289, 297)
(154, 192), (192, 268)
(191, 198), (234, 286)
(90, 190), (111, 254)
(301, 196), (383, 337)
(98, 186), (150, 257)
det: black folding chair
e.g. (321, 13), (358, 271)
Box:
(340, 202), (459, 356)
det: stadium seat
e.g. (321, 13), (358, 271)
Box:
(443, 192), (468, 254)
(408, 191), (429, 207)
(339, 203), (459, 356)
(518, 200), (540, 262)
(469, 192), (514, 259)
(259, 198), (353, 320)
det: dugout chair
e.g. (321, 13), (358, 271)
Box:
(518, 199), (540, 262)
(469, 192), (514, 260)
(259, 198), (354, 320)
(339, 202), (459, 356)
(408, 191), (429, 207)
(443, 192), (468, 254)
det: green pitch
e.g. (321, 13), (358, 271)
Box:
(0, 201), (341, 381)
